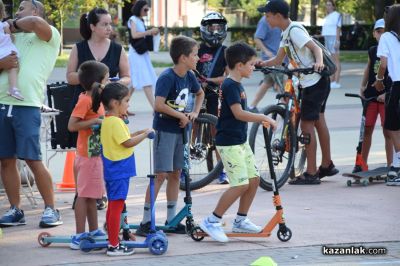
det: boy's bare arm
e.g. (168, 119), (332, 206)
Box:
(187, 89), (205, 121)
(258, 47), (286, 67)
(373, 56), (387, 91)
(304, 40), (324, 72)
(154, 96), (189, 128)
(230, 103), (276, 128)
(360, 58), (371, 97)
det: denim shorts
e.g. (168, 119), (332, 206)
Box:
(0, 105), (42, 160)
(324, 36), (339, 54)
(153, 130), (184, 173)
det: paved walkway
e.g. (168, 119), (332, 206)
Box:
(1, 62), (399, 266)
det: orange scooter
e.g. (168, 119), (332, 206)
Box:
(190, 122), (292, 242)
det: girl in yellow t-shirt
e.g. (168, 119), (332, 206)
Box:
(92, 82), (153, 256)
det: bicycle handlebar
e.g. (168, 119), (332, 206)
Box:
(255, 66), (316, 76)
(345, 93), (377, 103)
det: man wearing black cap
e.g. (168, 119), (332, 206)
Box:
(257, 0), (338, 185)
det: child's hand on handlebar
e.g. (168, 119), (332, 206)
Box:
(186, 111), (199, 121)
(255, 59), (266, 68)
(377, 94), (385, 103)
(313, 62), (325, 73)
(262, 116), (277, 131)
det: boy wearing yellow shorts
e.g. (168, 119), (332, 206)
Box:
(199, 42), (276, 242)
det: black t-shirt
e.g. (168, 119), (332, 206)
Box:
(216, 78), (248, 146)
(153, 68), (200, 133)
(364, 45), (391, 100)
(196, 43), (227, 89)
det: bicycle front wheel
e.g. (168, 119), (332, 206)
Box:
(179, 113), (223, 191)
(249, 105), (296, 191)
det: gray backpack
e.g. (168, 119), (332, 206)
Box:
(288, 25), (337, 77)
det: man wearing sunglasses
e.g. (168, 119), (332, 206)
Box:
(0, 0), (62, 228)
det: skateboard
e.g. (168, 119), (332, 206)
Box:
(343, 166), (387, 187)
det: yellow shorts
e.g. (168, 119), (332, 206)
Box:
(216, 142), (260, 187)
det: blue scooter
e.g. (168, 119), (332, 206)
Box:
(79, 131), (168, 255)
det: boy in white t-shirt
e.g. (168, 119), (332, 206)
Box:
(375, 4), (400, 186)
(257, 0), (338, 185)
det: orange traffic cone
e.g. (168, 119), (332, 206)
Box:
(56, 151), (76, 190)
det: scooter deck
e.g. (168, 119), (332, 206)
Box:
(37, 232), (108, 247)
(343, 167), (387, 186)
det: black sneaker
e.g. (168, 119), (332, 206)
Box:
(387, 166), (400, 179)
(0, 206), (26, 227)
(164, 220), (186, 234)
(289, 172), (321, 185)
(135, 221), (151, 237)
(318, 161), (339, 179)
(106, 244), (135, 256)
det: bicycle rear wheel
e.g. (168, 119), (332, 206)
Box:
(249, 105), (296, 191)
(179, 113), (223, 191)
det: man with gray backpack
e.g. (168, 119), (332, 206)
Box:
(256, 0), (338, 185)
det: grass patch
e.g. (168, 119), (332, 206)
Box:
(339, 51), (368, 63)
(55, 53), (69, 68)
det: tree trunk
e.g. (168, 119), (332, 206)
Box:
(290, 0), (299, 21)
(311, 0), (318, 26)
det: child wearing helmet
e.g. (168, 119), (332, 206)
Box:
(195, 11), (229, 184)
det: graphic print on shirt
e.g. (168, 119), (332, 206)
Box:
(166, 88), (189, 112)
(199, 53), (214, 77)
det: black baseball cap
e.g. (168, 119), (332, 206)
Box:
(257, 0), (290, 17)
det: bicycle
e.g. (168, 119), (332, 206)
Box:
(249, 66), (317, 191)
(179, 71), (223, 191)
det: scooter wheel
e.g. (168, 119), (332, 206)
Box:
(190, 226), (205, 242)
(362, 179), (369, 186)
(80, 237), (95, 253)
(277, 227), (292, 242)
(346, 180), (352, 187)
(148, 234), (168, 255)
(38, 232), (51, 247)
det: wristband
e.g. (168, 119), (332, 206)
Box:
(375, 75), (384, 81)
(13, 19), (20, 30)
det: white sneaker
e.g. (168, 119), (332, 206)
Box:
(199, 217), (228, 243)
(232, 218), (262, 233)
(330, 82), (341, 89)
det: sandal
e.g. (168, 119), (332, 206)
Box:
(8, 88), (24, 101)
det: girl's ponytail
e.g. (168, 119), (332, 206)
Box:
(91, 82), (105, 113)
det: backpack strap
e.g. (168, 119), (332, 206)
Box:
(390, 31), (400, 42)
(287, 25), (309, 67)
(207, 46), (224, 78)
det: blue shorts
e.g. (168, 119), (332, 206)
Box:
(0, 105), (42, 160)
(105, 178), (130, 201)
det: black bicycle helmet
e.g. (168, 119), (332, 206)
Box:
(200, 12), (228, 47)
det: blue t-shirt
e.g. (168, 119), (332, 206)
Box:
(153, 68), (200, 133)
(254, 17), (282, 60)
(216, 78), (248, 146)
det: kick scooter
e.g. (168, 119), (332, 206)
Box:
(344, 93), (377, 173)
(190, 122), (292, 242)
(79, 131), (168, 255)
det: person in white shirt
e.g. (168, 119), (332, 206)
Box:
(321, 0), (342, 89)
(257, 0), (338, 185)
(375, 4), (400, 186)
